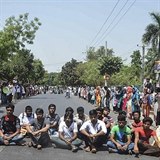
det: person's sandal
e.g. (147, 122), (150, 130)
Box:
(91, 147), (97, 153)
(37, 144), (42, 150)
(27, 142), (33, 147)
(84, 146), (91, 152)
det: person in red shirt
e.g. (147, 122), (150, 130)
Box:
(134, 117), (160, 157)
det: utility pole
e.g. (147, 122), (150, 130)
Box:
(105, 41), (107, 56)
(137, 44), (145, 90)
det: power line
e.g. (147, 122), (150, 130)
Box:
(93, 0), (130, 48)
(89, 0), (120, 47)
(95, 0), (137, 47)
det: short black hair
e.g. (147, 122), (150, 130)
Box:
(96, 107), (103, 113)
(117, 114), (126, 121)
(65, 107), (74, 113)
(6, 103), (15, 110)
(48, 104), (56, 109)
(103, 107), (110, 112)
(35, 108), (44, 114)
(77, 106), (84, 113)
(25, 105), (32, 112)
(143, 117), (153, 125)
(119, 110), (127, 116)
(132, 111), (141, 116)
(89, 109), (97, 116)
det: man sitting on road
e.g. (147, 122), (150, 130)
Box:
(134, 117), (160, 157)
(107, 114), (134, 154)
(80, 109), (107, 153)
(18, 105), (36, 136)
(26, 108), (50, 150)
(51, 112), (82, 152)
(0, 103), (24, 145)
(45, 104), (60, 138)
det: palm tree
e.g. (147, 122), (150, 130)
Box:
(142, 12), (160, 59)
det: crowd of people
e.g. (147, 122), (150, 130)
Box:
(0, 103), (160, 158)
(76, 78), (160, 126)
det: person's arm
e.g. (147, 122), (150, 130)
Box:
(153, 135), (160, 148)
(34, 124), (50, 135)
(134, 130), (139, 153)
(122, 134), (131, 150)
(69, 132), (77, 142)
(5, 128), (20, 140)
(110, 132), (123, 150)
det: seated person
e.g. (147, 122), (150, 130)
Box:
(59, 107), (74, 124)
(80, 109), (107, 153)
(26, 108), (50, 150)
(0, 103), (24, 145)
(74, 106), (89, 130)
(102, 107), (113, 138)
(51, 112), (82, 152)
(45, 104), (60, 137)
(107, 114), (134, 154)
(18, 105), (36, 136)
(134, 117), (160, 157)
(96, 108), (104, 121)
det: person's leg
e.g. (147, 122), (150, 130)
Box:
(72, 138), (82, 147)
(0, 136), (4, 145)
(50, 137), (70, 149)
(9, 134), (25, 144)
(106, 140), (118, 153)
(38, 132), (51, 148)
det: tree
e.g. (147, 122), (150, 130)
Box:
(0, 13), (42, 81)
(76, 61), (104, 86)
(142, 12), (160, 59)
(31, 59), (45, 84)
(111, 65), (141, 87)
(0, 49), (34, 82)
(130, 50), (142, 78)
(98, 56), (123, 76)
(60, 59), (81, 86)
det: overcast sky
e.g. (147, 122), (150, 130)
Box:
(0, 0), (159, 72)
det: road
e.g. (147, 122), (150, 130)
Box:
(0, 92), (159, 160)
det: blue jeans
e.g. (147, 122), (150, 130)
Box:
(0, 134), (24, 145)
(107, 140), (134, 154)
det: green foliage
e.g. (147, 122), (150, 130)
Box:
(0, 13), (43, 83)
(60, 58), (82, 86)
(76, 61), (104, 86)
(31, 59), (45, 84)
(98, 56), (123, 76)
(130, 50), (142, 78)
(142, 12), (160, 59)
(110, 65), (141, 86)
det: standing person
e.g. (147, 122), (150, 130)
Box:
(107, 114), (134, 154)
(0, 103), (24, 145)
(80, 109), (107, 153)
(134, 117), (160, 157)
(26, 108), (50, 150)
(51, 112), (82, 152)
(45, 104), (60, 137)
(18, 105), (36, 136)
(132, 87), (140, 112)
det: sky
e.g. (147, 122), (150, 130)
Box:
(0, 0), (160, 72)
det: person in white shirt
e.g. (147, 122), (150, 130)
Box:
(18, 106), (36, 136)
(80, 109), (107, 153)
(51, 112), (82, 152)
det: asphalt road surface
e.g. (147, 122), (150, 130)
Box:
(0, 92), (159, 160)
